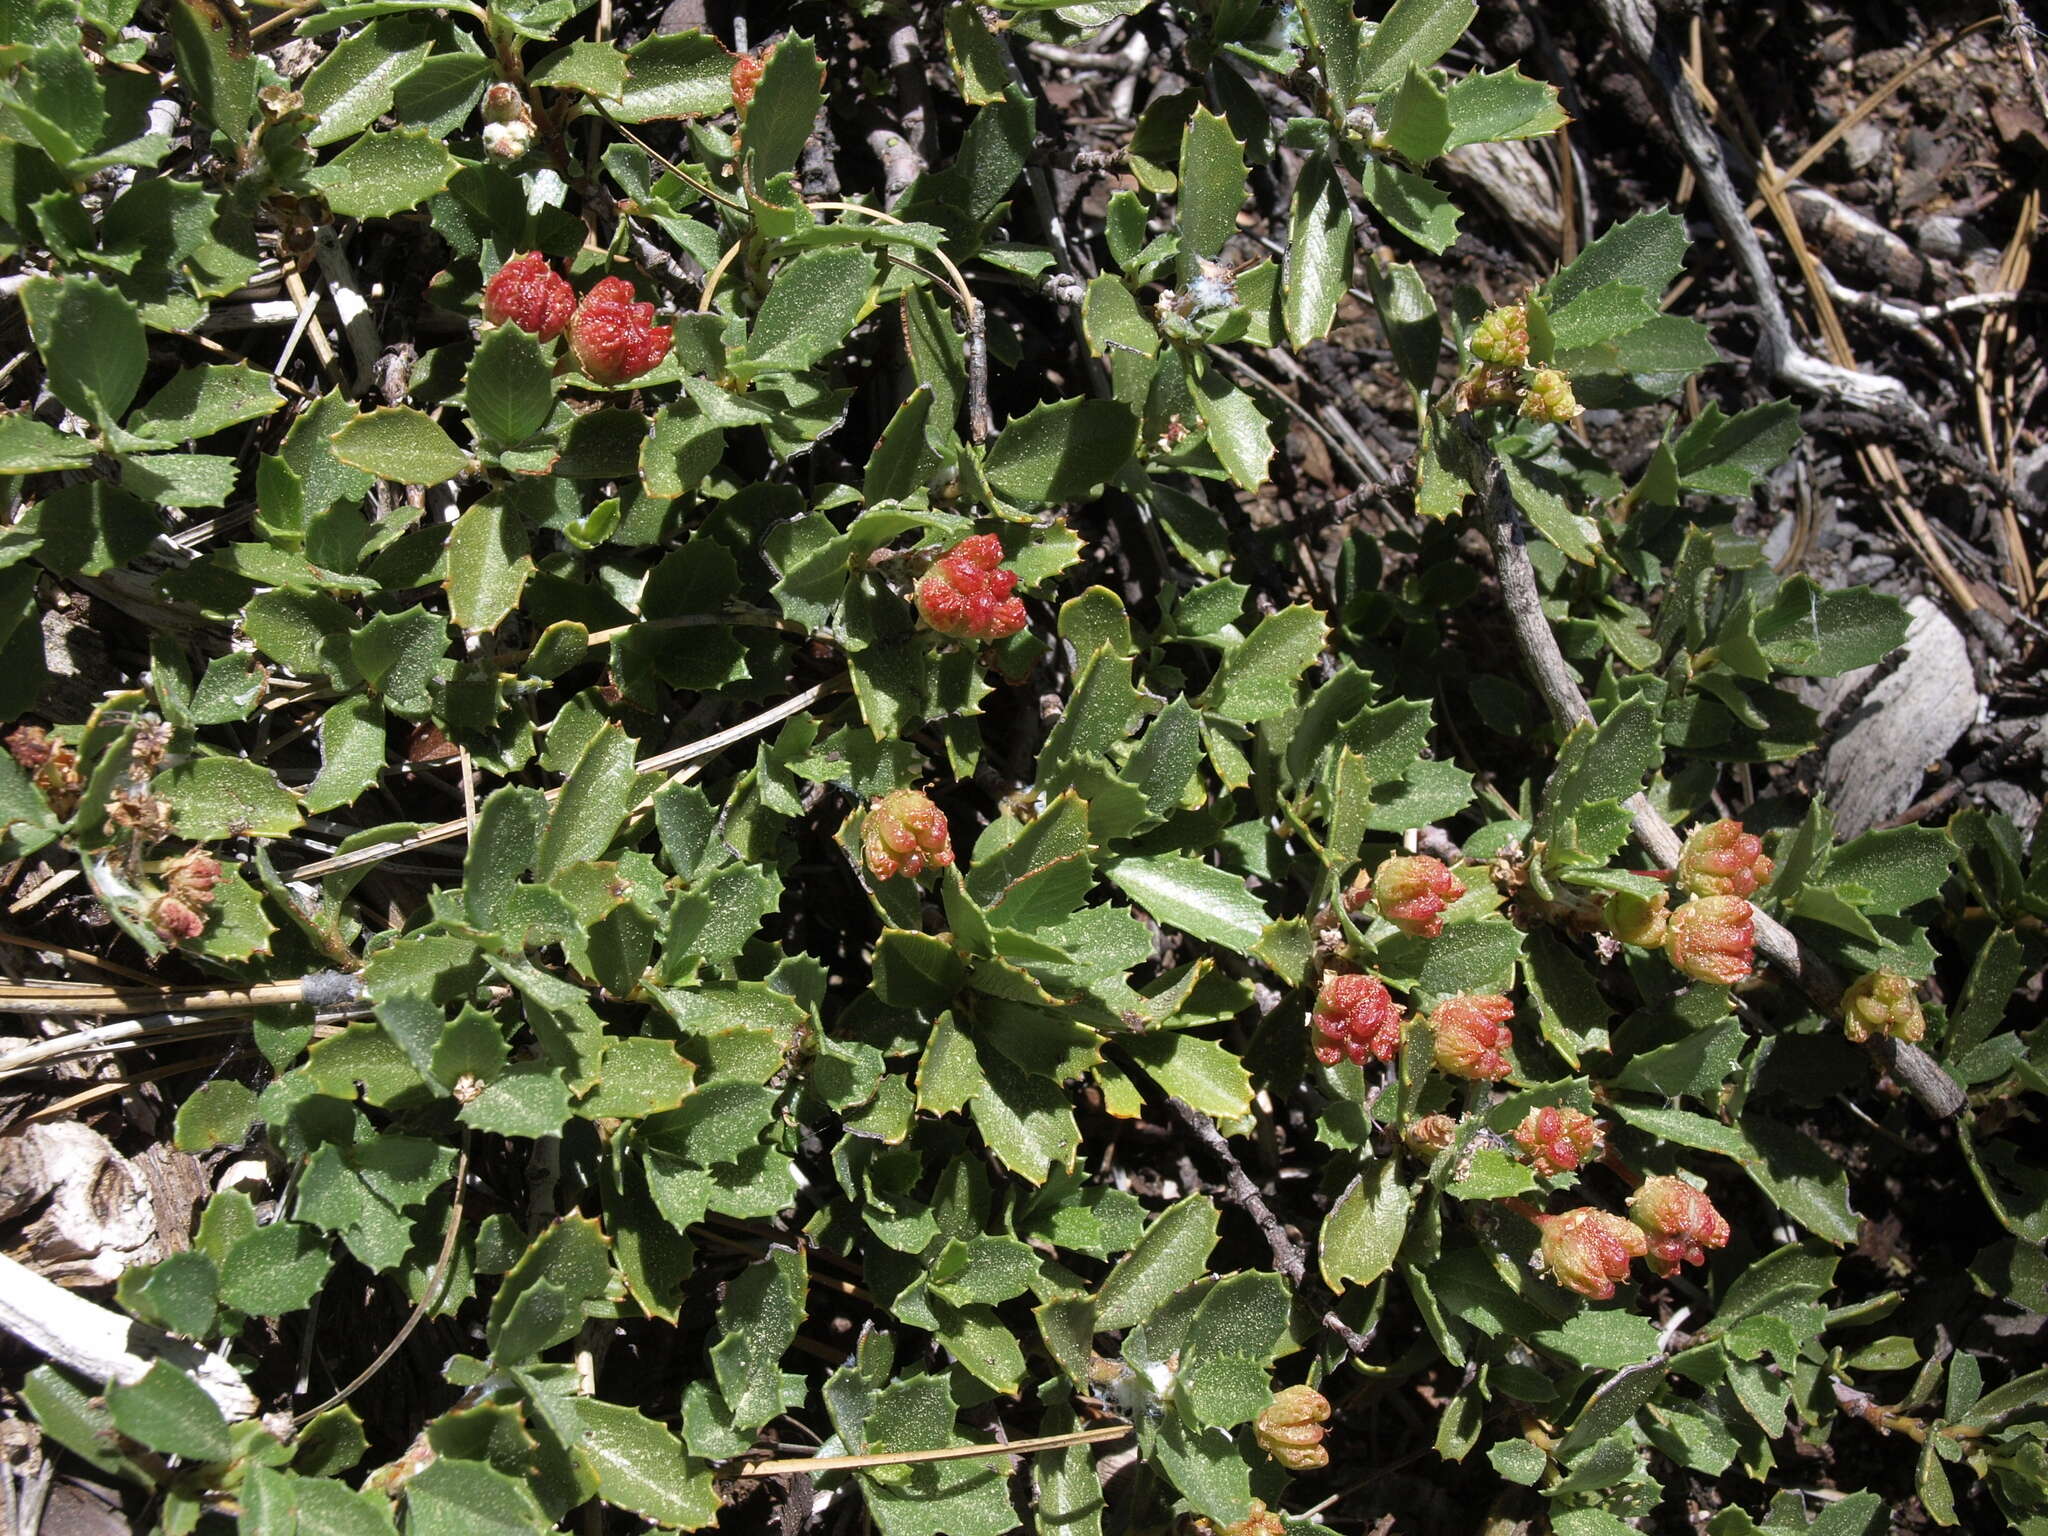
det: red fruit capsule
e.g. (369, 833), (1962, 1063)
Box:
(1678, 819), (1774, 899)
(1539, 1207), (1646, 1300)
(914, 535), (1028, 642)
(1513, 1106), (1605, 1178)
(1431, 993), (1514, 1081)
(567, 276), (674, 384)
(1310, 972), (1405, 1067)
(483, 253), (575, 342)
(1666, 896), (1755, 986)
(862, 789), (954, 881)
(1371, 854), (1464, 938)
(1629, 1176), (1731, 1277)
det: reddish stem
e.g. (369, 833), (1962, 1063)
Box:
(1501, 1197), (1549, 1228)
(1601, 1146), (1645, 1189)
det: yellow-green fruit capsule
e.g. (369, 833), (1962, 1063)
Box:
(1470, 303), (1530, 366)
(1521, 368), (1583, 424)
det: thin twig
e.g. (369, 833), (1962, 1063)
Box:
(287, 676), (844, 880)
(738, 1424), (1130, 1478)
(292, 1133), (471, 1424)
(1165, 1098), (1377, 1355)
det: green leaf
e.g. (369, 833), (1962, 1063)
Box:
(242, 1466), (398, 1535)
(167, 0), (256, 141)
(1320, 1157), (1413, 1292)
(403, 1457), (552, 1535)
(307, 129), (460, 219)
(173, 1079), (259, 1152)
(487, 1215), (611, 1363)
(444, 501), (534, 633)
(1121, 1032), (1252, 1118)
(969, 1045), (1080, 1185)
(985, 396), (1137, 504)
(1189, 359), (1274, 491)
(300, 15), (437, 146)
(743, 33), (822, 181)
(1284, 151), (1354, 346)
(1671, 400), (1802, 497)
(1822, 826), (1954, 913)
(1200, 603), (1328, 723)
(530, 39), (629, 99)
(304, 695), (385, 815)
(1357, 0), (1477, 90)
(1545, 207), (1689, 311)
(0, 413), (96, 474)
(547, 1395), (717, 1528)
(1444, 66), (1568, 149)
(330, 406), (474, 484)
(162, 756), (303, 840)
(1358, 157), (1461, 252)
(1094, 1193), (1221, 1329)
(125, 364), (285, 444)
(105, 1361), (232, 1462)
(1176, 106), (1248, 275)
(615, 30), (735, 122)
(1363, 258), (1443, 395)
(710, 1245), (806, 1432)
(468, 323), (554, 448)
(538, 723), (640, 878)
(1083, 274), (1160, 358)
(218, 1221), (334, 1316)
(21, 276), (146, 429)
(1106, 854), (1269, 952)
(1750, 575), (1908, 678)
(351, 605), (448, 716)
(1298, 0), (1364, 107)
(15, 482), (159, 578)
(1382, 64), (1452, 165)
(738, 245), (875, 377)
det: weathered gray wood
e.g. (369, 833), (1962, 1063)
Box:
(1819, 596), (1979, 836)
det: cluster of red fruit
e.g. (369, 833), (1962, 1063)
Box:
(482, 254), (674, 386)
(1606, 819), (1769, 985)
(1534, 1178), (1731, 1299)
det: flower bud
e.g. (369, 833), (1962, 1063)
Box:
(1666, 896), (1755, 986)
(1629, 1175), (1730, 1277)
(1520, 368), (1582, 424)
(149, 851), (224, 945)
(1310, 973), (1404, 1067)
(862, 789), (953, 881)
(1678, 819), (1774, 899)
(480, 83), (537, 162)
(1371, 854), (1464, 939)
(1470, 303), (1529, 367)
(164, 852), (222, 909)
(1538, 1207), (1646, 1300)
(483, 253), (575, 342)
(567, 276), (674, 384)
(1840, 969), (1925, 1045)
(1253, 1385), (1329, 1470)
(149, 897), (207, 944)
(1513, 1106), (1605, 1178)
(914, 534), (1028, 642)
(1430, 993), (1514, 1081)
(1403, 1113), (1458, 1155)
(1605, 887), (1670, 948)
